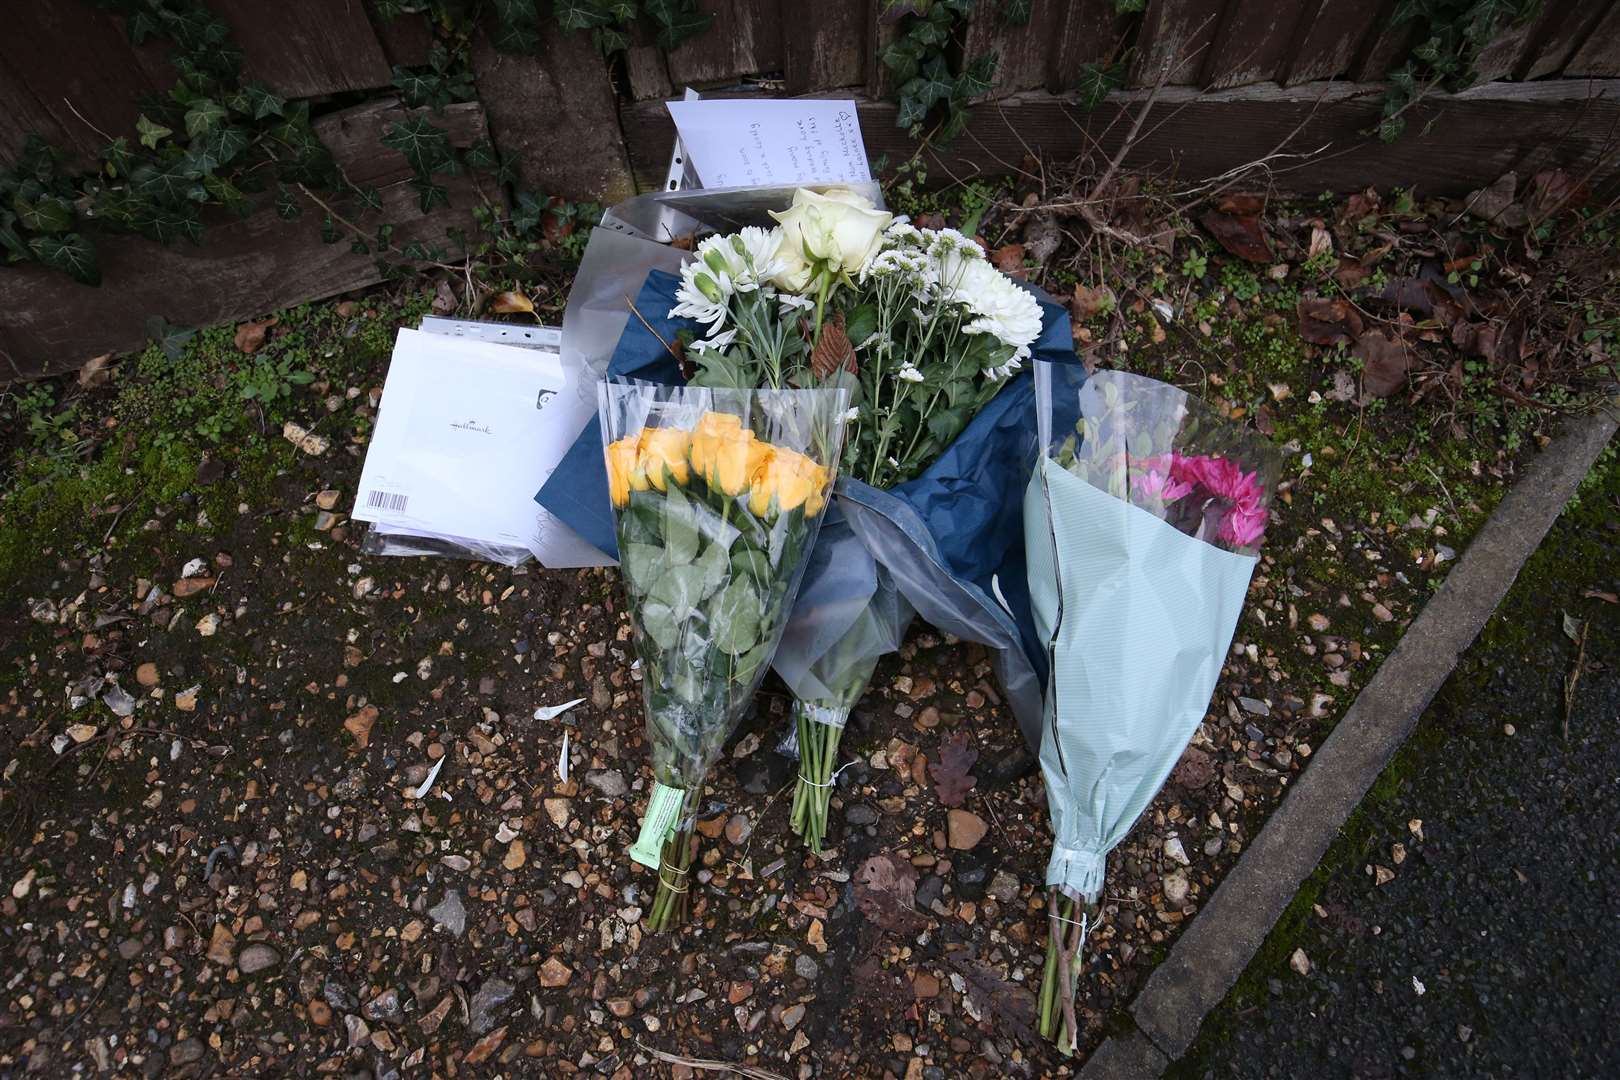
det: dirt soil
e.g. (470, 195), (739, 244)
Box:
(1, 176), (1616, 1078)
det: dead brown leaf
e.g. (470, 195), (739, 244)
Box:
(1307, 226), (1333, 258)
(991, 243), (1026, 277)
(1070, 282), (1115, 322)
(946, 953), (1039, 1042)
(854, 853), (927, 934)
(431, 279), (456, 315)
(234, 318), (276, 354)
(1526, 168), (1587, 220)
(77, 353), (114, 389)
(1464, 173), (1527, 228)
(1354, 330), (1414, 398)
(1297, 297), (1364, 346)
(811, 310), (856, 379)
(1200, 194), (1272, 263)
(927, 731), (978, 808)
(1583, 589), (1618, 604)
(489, 291), (534, 315)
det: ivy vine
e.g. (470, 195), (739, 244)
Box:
(1378, 0), (1542, 141)
(881, 0), (998, 142)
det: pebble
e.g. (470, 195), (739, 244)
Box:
(1163, 871), (1190, 905)
(915, 875), (944, 909)
(724, 813), (753, 846)
(1238, 696), (1271, 717)
(781, 1004), (806, 1031)
(539, 957), (573, 987)
(429, 890), (467, 937)
(363, 988), (403, 1024)
(1290, 948), (1311, 976)
(469, 977), (514, 1035)
(1164, 837), (1190, 866)
(585, 770), (628, 798)
(237, 943), (281, 974)
(169, 1038), (206, 1066)
(794, 955), (819, 980)
(323, 977), (358, 1012)
(987, 870), (1020, 903)
(845, 803), (878, 826)
(195, 613), (220, 636)
(344, 1014), (370, 1048)
(946, 809), (987, 850)
(135, 662), (160, 687)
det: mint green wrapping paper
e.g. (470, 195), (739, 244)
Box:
(1025, 457), (1257, 903)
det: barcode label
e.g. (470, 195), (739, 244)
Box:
(367, 490), (408, 513)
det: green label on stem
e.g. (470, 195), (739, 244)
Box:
(627, 781), (686, 869)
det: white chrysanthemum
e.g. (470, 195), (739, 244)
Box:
(896, 362), (925, 383)
(918, 227), (986, 298)
(688, 327), (738, 354)
(730, 226), (787, 291)
(860, 246), (929, 285)
(669, 259), (730, 330)
(842, 406), (860, 422)
(858, 330), (893, 354)
(956, 260), (1042, 357)
(883, 220), (924, 247)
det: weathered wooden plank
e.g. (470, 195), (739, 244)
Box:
(1282, 0), (1381, 86)
(0, 0), (161, 160)
(1564, 4), (1620, 76)
(627, 44), (676, 99)
(367, 7), (435, 68)
(1129, 0), (1227, 87)
(0, 99), (490, 381)
(1471, 6), (1551, 83)
(782, 0), (868, 93)
(1349, 7), (1414, 81)
(666, 0), (782, 87)
(961, 0), (1067, 97)
(621, 81), (1620, 198)
(867, 0), (906, 101)
(1050, 0), (1133, 92)
(213, 0), (394, 98)
(0, 57), (76, 165)
(1517, 2), (1615, 80)
(1204, 0), (1316, 89)
(469, 26), (634, 201)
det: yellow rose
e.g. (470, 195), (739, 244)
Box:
(637, 427), (690, 491)
(710, 427), (763, 497)
(604, 437), (643, 508)
(769, 187), (894, 281)
(748, 446), (829, 517)
(688, 411), (743, 480)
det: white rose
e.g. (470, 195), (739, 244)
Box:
(770, 187), (894, 280)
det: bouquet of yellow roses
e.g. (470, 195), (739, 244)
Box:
(603, 383), (846, 930)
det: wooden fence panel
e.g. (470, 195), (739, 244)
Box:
(1349, 8), (1414, 81)
(961, 0), (1067, 96)
(1471, 7), (1553, 83)
(1281, 0), (1379, 85)
(1049, 0), (1133, 92)
(782, 0), (869, 93)
(213, 0), (394, 98)
(665, 0), (783, 89)
(1130, 0), (1227, 87)
(0, 1), (162, 161)
(1517, 2), (1615, 80)
(1204, 2), (1316, 89)
(1563, 5), (1620, 76)
(367, 8), (435, 69)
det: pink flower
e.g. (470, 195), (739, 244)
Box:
(1219, 506), (1268, 548)
(1131, 468), (1194, 504)
(1171, 452), (1270, 550)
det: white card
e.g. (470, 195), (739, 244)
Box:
(666, 98), (871, 189)
(352, 329), (612, 568)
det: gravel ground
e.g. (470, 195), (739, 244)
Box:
(1172, 466), (1620, 1080)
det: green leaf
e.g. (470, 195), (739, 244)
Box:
(644, 0), (714, 48)
(29, 232), (98, 285)
(99, 137), (134, 179)
(184, 97), (227, 139)
(880, 40), (922, 82)
(16, 135), (60, 185)
(639, 600), (681, 650)
(274, 184), (303, 220)
(229, 82), (286, 120)
(14, 192), (74, 234)
(710, 577), (762, 655)
(354, 186), (384, 213)
(663, 484), (701, 565)
(136, 114), (173, 150)
(621, 541), (668, 593)
(728, 546), (771, 584)
(845, 303), (878, 349)
(416, 181), (450, 214)
(191, 124), (250, 172)
(381, 115), (457, 177)
(321, 215), (340, 244)
(957, 52), (997, 98)
(131, 160), (206, 207)
(464, 137), (499, 172)
(648, 562), (709, 621)
(128, 201), (204, 245)
(146, 315), (195, 359)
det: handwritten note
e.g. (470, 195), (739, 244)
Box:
(666, 98), (871, 188)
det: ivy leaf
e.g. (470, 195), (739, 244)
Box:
(910, 55), (956, 110)
(0, 211), (28, 261)
(957, 52), (997, 98)
(146, 314), (195, 359)
(129, 201), (204, 245)
(880, 39), (922, 82)
(606, 0), (638, 20)
(381, 115), (456, 178)
(184, 97), (227, 139)
(202, 173), (247, 213)
(644, 0), (714, 48)
(132, 159), (207, 207)
(593, 26), (630, 54)
(353, 186), (384, 213)
(489, 0), (543, 52)
(126, 9), (161, 44)
(1000, 0), (1032, 24)
(350, 237), (370, 255)
(229, 82), (286, 120)
(14, 192), (74, 234)
(464, 137), (499, 172)
(274, 183), (303, 220)
(190, 125), (250, 172)
(99, 137), (135, 179)
(392, 66), (447, 110)
(16, 135), (60, 185)
(555, 0), (612, 31)
(1074, 61), (1124, 111)
(417, 181), (450, 213)
(136, 114), (173, 150)
(31, 232), (99, 284)
(321, 215), (340, 243)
